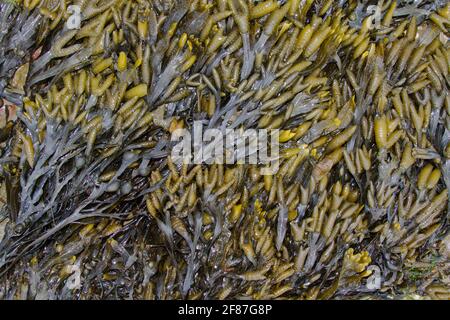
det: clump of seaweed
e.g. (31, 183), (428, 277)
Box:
(0, 0), (448, 300)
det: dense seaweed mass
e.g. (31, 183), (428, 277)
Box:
(0, 0), (449, 300)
